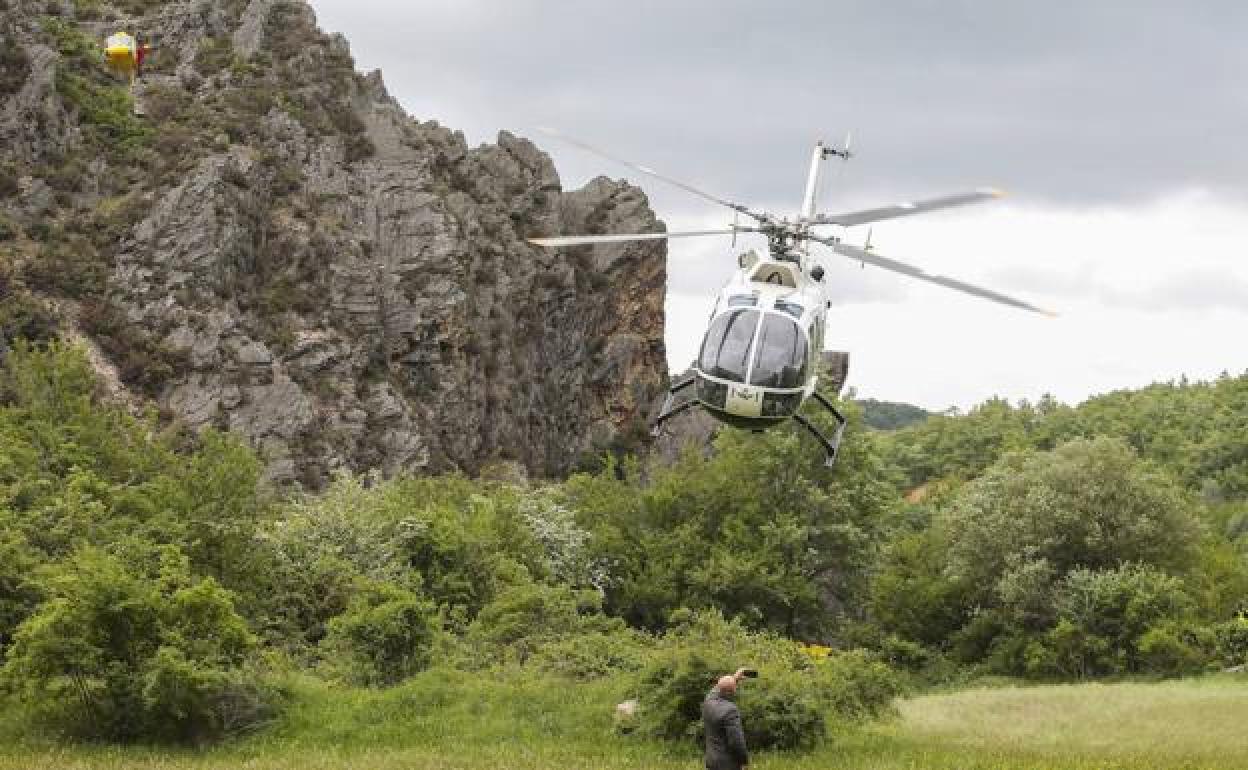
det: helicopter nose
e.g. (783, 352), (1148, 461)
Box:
(725, 384), (763, 418)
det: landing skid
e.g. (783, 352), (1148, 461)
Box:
(650, 374), (848, 469)
(796, 390), (848, 467)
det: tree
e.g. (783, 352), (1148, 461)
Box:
(567, 400), (899, 638)
(940, 438), (1202, 610)
(1, 544), (266, 743)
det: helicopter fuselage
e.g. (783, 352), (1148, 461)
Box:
(691, 249), (828, 430)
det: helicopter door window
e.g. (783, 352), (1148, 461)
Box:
(775, 300), (804, 319)
(749, 314), (808, 389)
(698, 309), (760, 382)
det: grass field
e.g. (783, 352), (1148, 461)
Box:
(4, 673), (1248, 769)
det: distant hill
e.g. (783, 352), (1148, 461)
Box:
(857, 398), (933, 431)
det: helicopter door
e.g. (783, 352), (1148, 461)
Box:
(697, 308), (759, 383)
(749, 313), (809, 389)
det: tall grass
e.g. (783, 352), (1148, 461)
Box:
(4, 673), (1248, 769)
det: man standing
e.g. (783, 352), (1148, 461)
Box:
(702, 669), (750, 770)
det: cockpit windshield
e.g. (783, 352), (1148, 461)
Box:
(699, 310), (809, 389)
(749, 314), (808, 388)
(698, 309), (758, 382)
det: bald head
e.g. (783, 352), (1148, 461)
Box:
(715, 675), (738, 696)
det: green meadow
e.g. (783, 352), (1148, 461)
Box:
(5, 674), (1248, 769)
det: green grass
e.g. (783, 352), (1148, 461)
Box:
(5, 673), (1248, 768)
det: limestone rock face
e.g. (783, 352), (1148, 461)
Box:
(0, 0), (668, 485)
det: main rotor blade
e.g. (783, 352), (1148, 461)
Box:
(809, 188), (1004, 227)
(812, 236), (1057, 317)
(528, 228), (750, 248)
(537, 127), (767, 222)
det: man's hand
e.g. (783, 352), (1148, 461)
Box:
(733, 667), (749, 682)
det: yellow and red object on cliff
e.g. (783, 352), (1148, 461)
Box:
(103, 31), (150, 83)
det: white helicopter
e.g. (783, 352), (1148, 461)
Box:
(528, 131), (1054, 467)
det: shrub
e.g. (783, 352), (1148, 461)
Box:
(55, 69), (151, 154)
(0, 284), (58, 346)
(632, 611), (901, 752)
(812, 649), (904, 721)
(1137, 623), (1211, 676)
(0, 33), (30, 96)
(636, 649), (728, 745)
(321, 580), (437, 686)
(22, 234), (105, 297)
(1213, 615), (1248, 666)
(1010, 565), (1199, 679)
(531, 628), (650, 680)
(737, 670), (827, 750)
(0, 544), (269, 743)
(193, 37), (235, 77)
(0, 532), (40, 653)
(466, 581), (623, 664)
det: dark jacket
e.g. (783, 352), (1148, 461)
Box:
(702, 690), (749, 770)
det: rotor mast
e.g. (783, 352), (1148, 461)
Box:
(800, 137), (852, 221)
(801, 141), (827, 221)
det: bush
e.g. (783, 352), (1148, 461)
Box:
(0, 532), (40, 653)
(632, 611), (901, 752)
(22, 230), (106, 297)
(737, 670), (827, 750)
(321, 580), (437, 686)
(466, 581), (621, 664)
(530, 628), (650, 680)
(0, 544), (270, 743)
(0, 281), (58, 346)
(0, 34), (30, 96)
(1213, 615), (1248, 666)
(636, 648), (728, 745)
(193, 37), (235, 77)
(1006, 565), (1199, 679)
(812, 649), (904, 721)
(1137, 623), (1211, 676)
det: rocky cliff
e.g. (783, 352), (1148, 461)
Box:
(0, 0), (667, 485)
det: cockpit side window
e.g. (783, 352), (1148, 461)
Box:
(749, 314), (809, 388)
(698, 309), (759, 382)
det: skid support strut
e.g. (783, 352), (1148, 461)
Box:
(651, 375), (697, 437)
(796, 390), (848, 467)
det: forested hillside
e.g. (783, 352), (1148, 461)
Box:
(858, 398), (932, 431)
(2, 340), (1247, 758)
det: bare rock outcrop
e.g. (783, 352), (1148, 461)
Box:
(0, 0), (667, 485)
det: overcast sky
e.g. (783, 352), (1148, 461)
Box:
(310, 0), (1248, 410)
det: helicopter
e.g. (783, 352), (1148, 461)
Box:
(528, 130), (1055, 467)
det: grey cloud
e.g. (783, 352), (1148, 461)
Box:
(992, 265), (1248, 312)
(1107, 270), (1248, 312)
(311, 0), (1248, 210)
